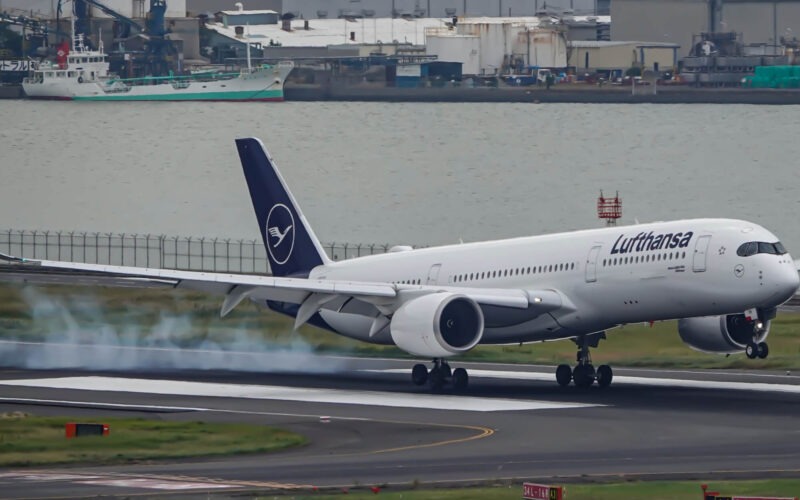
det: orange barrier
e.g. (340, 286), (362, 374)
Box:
(65, 423), (109, 438)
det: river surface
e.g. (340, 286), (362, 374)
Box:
(1, 100), (798, 252)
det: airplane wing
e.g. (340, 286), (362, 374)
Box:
(0, 254), (561, 328)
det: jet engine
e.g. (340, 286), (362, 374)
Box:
(390, 293), (484, 358)
(678, 314), (769, 354)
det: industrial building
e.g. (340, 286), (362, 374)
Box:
(425, 17), (570, 75)
(612, 0), (800, 57)
(280, 0), (610, 18)
(568, 40), (680, 75)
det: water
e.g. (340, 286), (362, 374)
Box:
(1, 100), (799, 252)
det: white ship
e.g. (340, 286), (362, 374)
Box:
(23, 34), (292, 101)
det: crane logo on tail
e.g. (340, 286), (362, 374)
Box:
(265, 203), (295, 265)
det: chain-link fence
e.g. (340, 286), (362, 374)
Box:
(0, 229), (416, 275)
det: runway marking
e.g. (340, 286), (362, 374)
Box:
(74, 478), (234, 490)
(365, 368), (800, 393)
(0, 376), (601, 412)
(0, 470), (310, 494)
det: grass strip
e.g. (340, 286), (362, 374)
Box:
(0, 413), (306, 466)
(283, 479), (800, 499)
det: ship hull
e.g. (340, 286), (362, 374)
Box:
(24, 63), (292, 102)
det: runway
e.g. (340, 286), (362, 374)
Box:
(1, 356), (800, 499)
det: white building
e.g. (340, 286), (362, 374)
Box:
(426, 17), (571, 75)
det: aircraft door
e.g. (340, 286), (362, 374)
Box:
(692, 235), (711, 272)
(426, 263), (442, 285)
(585, 245), (601, 283)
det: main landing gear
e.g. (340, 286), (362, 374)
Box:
(411, 359), (469, 392)
(555, 333), (613, 388)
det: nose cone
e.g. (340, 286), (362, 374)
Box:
(776, 256), (800, 303)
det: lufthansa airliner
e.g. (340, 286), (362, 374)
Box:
(2, 138), (798, 391)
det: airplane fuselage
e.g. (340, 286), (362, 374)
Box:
(303, 218), (798, 345)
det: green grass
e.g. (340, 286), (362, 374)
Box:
(2, 283), (800, 370)
(0, 413), (306, 466)
(279, 479), (800, 500)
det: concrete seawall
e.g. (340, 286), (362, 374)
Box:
(286, 85), (800, 105)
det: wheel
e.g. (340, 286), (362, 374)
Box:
(746, 342), (759, 359)
(573, 364), (595, 388)
(757, 342), (769, 359)
(411, 364), (428, 385)
(452, 368), (468, 391)
(555, 364), (572, 387)
(440, 364), (452, 378)
(596, 364), (613, 388)
(429, 366), (445, 391)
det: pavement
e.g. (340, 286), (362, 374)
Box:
(1, 355), (800, 499)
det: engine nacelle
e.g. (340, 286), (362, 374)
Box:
(678, 314), (769, 354)
(390, 293), (484, 358)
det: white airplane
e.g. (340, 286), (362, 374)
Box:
(1, 138), (798, 391)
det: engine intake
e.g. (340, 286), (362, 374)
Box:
(390, 293), (484, 358)
(678, 314), (769, 354)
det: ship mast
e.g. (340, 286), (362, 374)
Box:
(245, 22), (252, 73)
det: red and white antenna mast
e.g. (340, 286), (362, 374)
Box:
(597, 191), (622, 227)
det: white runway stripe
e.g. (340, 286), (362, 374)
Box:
(366, 368), (800, 393)
(0, 376), (601, 412)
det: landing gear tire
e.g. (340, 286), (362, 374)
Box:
(757, 342), (769, 359)
(429, 366), (445, 391)
(411, 364), (428, 385)
(596, 364), (613, 388)
(452, 367), (469, 391)
(555, 364), (572, 387)
(573, 364), (596, 388)
(746, 342), (759, 359)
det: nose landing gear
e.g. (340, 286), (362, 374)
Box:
(555, 333), (613, 388)
(411, 359), (469, 392)
(745, 341), (769, 359)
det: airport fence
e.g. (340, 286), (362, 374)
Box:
(0, 229), (416, 275)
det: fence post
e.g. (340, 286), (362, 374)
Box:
(172, 236), (179, 269)
(6, 229), (10, 254)
(69, 231), (74, 262)
(238, 239), (244, 272)
(145, 234), (150, 268)
(251, 239), (256, 273)
(211, 238), (218, 272)
(159, 235), (165, 269)
(132, 233), (138, 267)
(106, 233), (112, 264)
(187, 236), (192, 270)
(225, 238), (230, 273)
(120, 233), (126, 266)
(356, 243), (362, 257)
(342, 242), (348, 260)
(199, 237), (205, 272)
(56, 231), (61, 260)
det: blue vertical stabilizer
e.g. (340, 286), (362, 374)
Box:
(235, 138), (329, 277)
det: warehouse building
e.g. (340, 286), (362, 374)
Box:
(612, 0), (800, 56)
(568, 40), (680, 75)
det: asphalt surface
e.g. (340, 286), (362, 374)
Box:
(1, 356), (800, 499)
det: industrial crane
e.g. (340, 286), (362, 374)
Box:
(57, 0), (177, 76)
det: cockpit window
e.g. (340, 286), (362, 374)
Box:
(758, 242), (777, 254)
(736, 242), (757, 257)
(737, 241), (787, 257)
